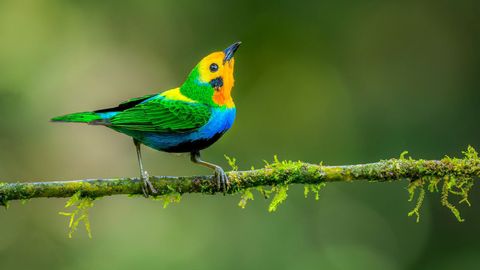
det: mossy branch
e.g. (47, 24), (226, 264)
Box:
(1, 147), (476, 239)
(0, 147), (479, 222)
(0, 148), (477, 199)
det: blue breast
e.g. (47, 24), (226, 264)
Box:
(126, 107), (236, 153)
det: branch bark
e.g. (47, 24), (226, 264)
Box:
(1, 152), (479, 204)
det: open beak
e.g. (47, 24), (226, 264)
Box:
(223, 41), (241, 63)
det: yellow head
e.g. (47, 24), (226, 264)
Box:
(181, 42), (241, 108)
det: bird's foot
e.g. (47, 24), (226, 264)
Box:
(141, 170), (158, 198)
(213, 167), (229, 194)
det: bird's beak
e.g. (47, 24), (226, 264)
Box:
(223, 41), (241, 64)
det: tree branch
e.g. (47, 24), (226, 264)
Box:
(1, 148), (479, 205)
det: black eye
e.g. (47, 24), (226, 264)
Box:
(209, 63), (219, 72)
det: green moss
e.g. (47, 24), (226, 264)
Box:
(265, 156), (308, 185)
(463, 145), (479, 160)
(268, 185), (289, 212)
(427, 177), (440, 193)
(256, 186), (269, 199)
(407, 180), (425, 222)
(257, 156), (311, 212)
(436, 146), (478, 221)
(304, 183), (327, 200)
(224, 155), (239, 171)
(150, 184), (182, 208)
(399, 150), (409, 160)
(441, 177), (464, 222)
(59, 191), (95, 238)
(155, 194), (182, 208)
(152, 194), (182, 208)
(238, 188), (254, 209)
(322, 167), (344, 180)
(404, 146), (478, 222)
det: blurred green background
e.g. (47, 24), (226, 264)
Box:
(0, 0), (479, 269)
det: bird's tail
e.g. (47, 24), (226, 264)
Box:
(51, 111), (102, 124)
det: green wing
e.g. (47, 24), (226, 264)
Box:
(108, 96), (211, 133)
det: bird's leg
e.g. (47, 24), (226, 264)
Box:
(133, 139), (157, 197)
(190, 151), (229, 192)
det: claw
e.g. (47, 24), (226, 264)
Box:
(214, 167), (229, 193)
(141, 183), (148, 198)
(190, 151), (229, 194)
(141, 170), (157, 198)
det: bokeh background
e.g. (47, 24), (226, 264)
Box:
(0, 0), (479, 269)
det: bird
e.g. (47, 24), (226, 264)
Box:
(51, 42), (241, 196)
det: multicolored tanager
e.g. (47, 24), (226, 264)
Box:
(51, 42), (241, 196)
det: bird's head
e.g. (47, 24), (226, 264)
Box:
(181, 42), (241, 108)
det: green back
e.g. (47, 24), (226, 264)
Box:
(108, 96), (211, 133)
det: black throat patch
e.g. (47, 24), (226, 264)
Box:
(209, 77), (223, 90)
